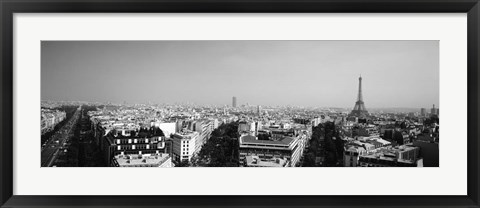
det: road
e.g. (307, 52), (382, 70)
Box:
(41, 106), (81, 167)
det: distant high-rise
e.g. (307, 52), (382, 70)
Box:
(421, 108), (427, 116)
(257, 105), (261, 115)
(232, 96), (237, 108)
(350, 75), (368, 117)
(431, 104), (437, 115)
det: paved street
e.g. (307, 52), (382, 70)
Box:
(41, 106), (81, 167)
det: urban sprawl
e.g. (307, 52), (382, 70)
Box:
(40, 76), (439, 167)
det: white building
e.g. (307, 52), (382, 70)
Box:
(193, 120), (213, 154)
(172, 131), (199, 162)
(158, 122), (177, 137)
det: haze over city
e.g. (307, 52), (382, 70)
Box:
(41, 40), (440, 168)
(41, 41), (439, 108)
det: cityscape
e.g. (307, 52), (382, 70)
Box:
(41, 41), (439, 167)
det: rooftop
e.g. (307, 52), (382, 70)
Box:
(244, 155), (288, 167)
(392, 145), (418, 152)
(173, 131), (199, 139)
(373, 138), (391, 145)
(359, 154), (416, 164)
(345, 145), (366, 153)
(114, 153), (171, 167)
(239, 135), (294, 146)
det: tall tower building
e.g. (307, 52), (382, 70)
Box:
(350, 75), (368, 117)
(421, 108), (427, 116)
(257, 105), (261, 116)
(431, 104), (437, 115)
(232, 96), (237, 108)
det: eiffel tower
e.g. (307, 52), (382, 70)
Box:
(350, 75), (368, 117)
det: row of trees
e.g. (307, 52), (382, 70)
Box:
(54, 109), (81, 167)
(324, 122), (345, 166)
(78, 106), (107, 167)
(188, 122), (240, 167)
(56, 105), (107, 167)
(302, 124), (324, 167)
(302, 122), (344, 167)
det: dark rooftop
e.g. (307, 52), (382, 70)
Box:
(240, 135), (294, 146)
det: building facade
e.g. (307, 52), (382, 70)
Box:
(172, 131), (199, 162)
(238, 133), (307, 167)
(232, 96), (237, 108)
(41, 108), (67, 135)
(99, 129), (170, 166)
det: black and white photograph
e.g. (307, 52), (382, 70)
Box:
(40, 40), (439, 168)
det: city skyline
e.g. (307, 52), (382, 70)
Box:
(41, 41), (439, 108)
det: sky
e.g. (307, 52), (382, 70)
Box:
(41, 41), (439, 108)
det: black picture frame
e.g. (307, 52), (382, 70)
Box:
(1, 0), (479, 207)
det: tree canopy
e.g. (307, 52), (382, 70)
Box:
(192, 122), (240, 167)
(302, 121), (344, 167)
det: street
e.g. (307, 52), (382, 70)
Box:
(41, 106), (81, 167)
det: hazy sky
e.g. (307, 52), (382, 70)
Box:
(41, 41), (439, 108)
